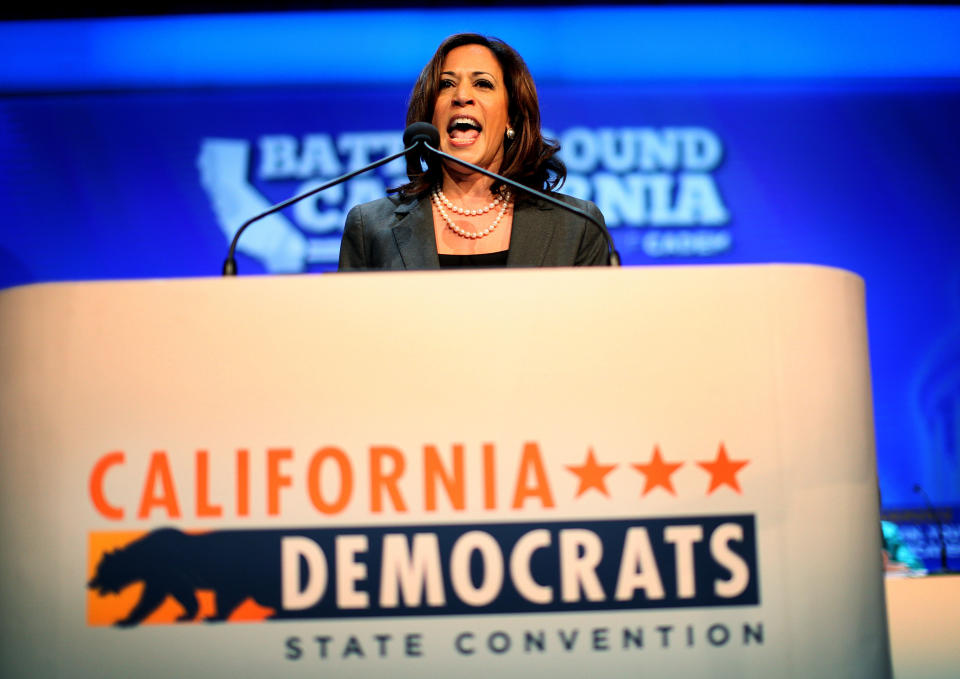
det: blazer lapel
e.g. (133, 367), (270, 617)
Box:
(392, 196), (440, 270)
(507, 198), (556, 267)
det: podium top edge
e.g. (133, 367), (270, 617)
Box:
(0, 263), (863, 299)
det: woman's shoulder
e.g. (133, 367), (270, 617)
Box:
(520, 191), (603, 221)
(345, 192), (425, 228)
(348, 193), (412, 216)
(549, 192), (601, 213)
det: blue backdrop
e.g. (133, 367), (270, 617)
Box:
(1, 9), (958, 561)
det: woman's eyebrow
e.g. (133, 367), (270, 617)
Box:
(441, 70), (497, 79)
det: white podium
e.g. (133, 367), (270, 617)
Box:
(0, 265), (890, 678)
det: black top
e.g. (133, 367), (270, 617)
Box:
(438, 250), (510, 268)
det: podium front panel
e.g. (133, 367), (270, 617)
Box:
(0, 265), (889, 678)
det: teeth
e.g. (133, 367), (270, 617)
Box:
(449, 117), (481, 131)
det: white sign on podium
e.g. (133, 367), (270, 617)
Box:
(0, 265), (890, 678)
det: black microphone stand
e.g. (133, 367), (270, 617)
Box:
(420, 142), (621, 267)
(222, 126), (622, 274)
(221, 143), (418, 276)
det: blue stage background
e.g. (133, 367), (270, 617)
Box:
(1, 8), (958, 566)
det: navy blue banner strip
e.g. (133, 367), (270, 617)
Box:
(92, 515), (759, 623)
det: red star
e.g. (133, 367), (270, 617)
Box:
(697, 443), (749, 494)
(631, 445), (684, 496)
(565, 448), (617, 498)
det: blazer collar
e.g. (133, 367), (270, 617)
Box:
(390, 193), (557, 269)
(392, 195), (440, 269)
(506, 196), (556, 268)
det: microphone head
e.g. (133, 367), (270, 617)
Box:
(403, 122), (440, 149)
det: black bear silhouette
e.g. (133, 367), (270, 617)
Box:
(88, 528), (284, 627)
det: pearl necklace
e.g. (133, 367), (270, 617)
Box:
(436, 186), (506, 215)
(432, 186), (511, 239)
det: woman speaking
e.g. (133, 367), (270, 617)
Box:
(338, 33), (609, 270)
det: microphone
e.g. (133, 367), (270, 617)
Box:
(415, 123), (621, 267)
(913, 483), (950, 572)
(400, 122), (440, 175)
(403, 121), (441, 149)
(221, 125), (430, 276)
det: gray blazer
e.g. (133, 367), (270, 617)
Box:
(337, 192), (608, 270)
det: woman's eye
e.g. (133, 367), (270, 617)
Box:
(476, 79), (494, 89)
(439, 79), (455, 89)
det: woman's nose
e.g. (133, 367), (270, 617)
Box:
(453, 82), (473, 105)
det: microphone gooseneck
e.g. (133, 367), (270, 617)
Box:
(221, 122), (620, 274)
(221, 126), (426, 276)
(416, 123), (620, 266)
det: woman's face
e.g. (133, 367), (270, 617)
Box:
(431, 44), (510, 175)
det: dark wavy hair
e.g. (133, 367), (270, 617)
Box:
(394, 33), (566, 198)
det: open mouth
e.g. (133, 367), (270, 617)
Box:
(447, 116), (482, 145)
